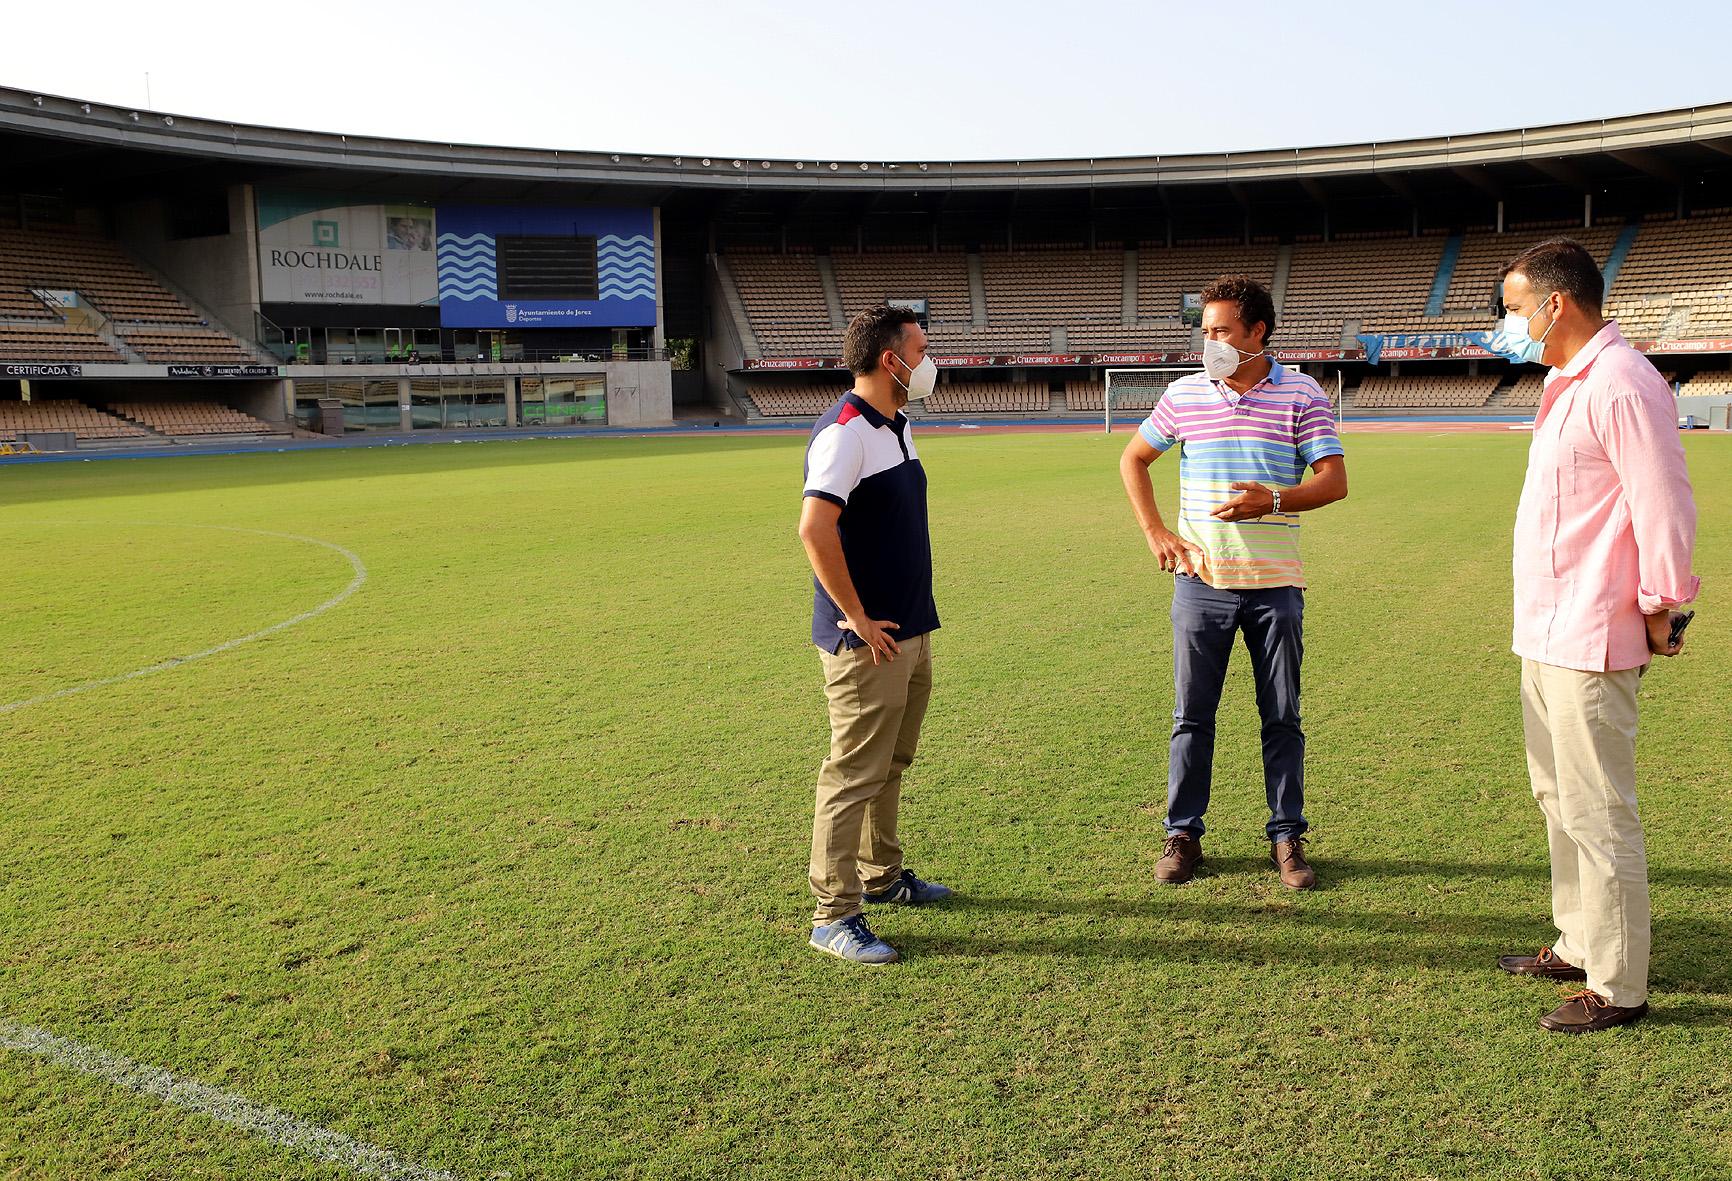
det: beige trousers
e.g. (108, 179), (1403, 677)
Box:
(809, 633), (933, 925)
(1520, 657), (1650, 1007)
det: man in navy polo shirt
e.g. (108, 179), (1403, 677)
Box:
(797, 303), (953, 965)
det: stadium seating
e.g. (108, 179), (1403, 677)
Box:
(0, 399), (149, 440)
(922, 381), (1048, 414)
(1064, 379), (1174, 412)
(1606, 215), (1732, 340)
(0, 225), (201, 323)
(981, 247), (1121, 326)
(1283, 233), (1444, 343)
(1351, 373), (1501, 408)
(1503, 372), (1546, 408)
(1065, 323), (1189, 352)
(1677, 370), (1732, 399)
(744, 381), (850, 417)
(1137, 241), (1278, 323)
(726, 249), (834, 357)
(831, 249), (972, 325)
(0, 324), (123, 362)
(119, 327), (254, 363)
(1442, 225), (1620, 318)
(106, 401), (276, 436)
(0, 224), (256, 362)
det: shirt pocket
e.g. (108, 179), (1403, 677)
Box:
(1555, 446), (1579, 498)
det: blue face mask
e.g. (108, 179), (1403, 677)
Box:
(1485, 294), (1559, 364)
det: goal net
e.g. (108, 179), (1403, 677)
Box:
(1101, 366), (1201, 433)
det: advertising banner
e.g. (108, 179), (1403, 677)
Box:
(436, 205), (656, 329)
(257, 190), (437, 305)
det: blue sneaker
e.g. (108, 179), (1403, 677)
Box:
(809, 914), (900, 964)
(863, 868), (954, 906)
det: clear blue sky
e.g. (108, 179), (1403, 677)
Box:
(6, 1), (1730, 161)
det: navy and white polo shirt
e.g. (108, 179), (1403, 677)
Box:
(802, 391), (940, 653)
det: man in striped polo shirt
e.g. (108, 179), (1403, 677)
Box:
(1119, 274), (1348, 889)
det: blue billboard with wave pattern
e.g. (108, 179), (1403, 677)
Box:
(435, 205), (655, 329)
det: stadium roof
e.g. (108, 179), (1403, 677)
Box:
(5, 84), (1732, 205)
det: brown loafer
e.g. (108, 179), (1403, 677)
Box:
(1270, 837), (1315, 890)
(1497, 946), (1587, 981)
(1539, 989), (1649, 1034)
(1155, 832), (1203, 884)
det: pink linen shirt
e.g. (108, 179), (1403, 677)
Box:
(1513, 321), (1699, 673)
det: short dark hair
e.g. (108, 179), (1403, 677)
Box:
(1499, 237), (1604, 312)
(843, 303), (919, 375)
(1199, 274), (1276, 347)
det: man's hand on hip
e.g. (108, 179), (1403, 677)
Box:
(843, 616), (901, 664)
(1646, 609), (1688, 658)
(1146, 528), (1203, 575)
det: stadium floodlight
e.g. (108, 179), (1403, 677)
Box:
(1102, 365), (1201, 434)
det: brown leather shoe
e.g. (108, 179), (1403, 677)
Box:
(1539, 989), (1649, 1034)
(1270, 837), (1315, 889)
(1498, 946), (1587, 981)
(1155, 833), (1203, 884)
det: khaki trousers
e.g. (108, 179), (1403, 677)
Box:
(809, 633), (933, 925)
(1520, 657), (1650, 1007)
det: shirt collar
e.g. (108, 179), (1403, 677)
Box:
(1211, 358), (1283, 402)
(844, 390), (900, 430)
(1549, 321), (1623, 382)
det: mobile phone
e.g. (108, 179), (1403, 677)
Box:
(1668, 610), (1695, 648)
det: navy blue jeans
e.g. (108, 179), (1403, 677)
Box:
(1167, 574), (1308, 842)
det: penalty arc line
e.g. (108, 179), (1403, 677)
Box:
(0, 1018), (466, 1181)
(0, 525), (485, 1176)
(0, 524), (367, 717)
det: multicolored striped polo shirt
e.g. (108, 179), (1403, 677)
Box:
(1139, 361), (1344, 589)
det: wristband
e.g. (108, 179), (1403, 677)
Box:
(1271, 489), (1282, 516)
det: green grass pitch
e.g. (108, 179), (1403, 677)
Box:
(1, 429), (1728, 1180)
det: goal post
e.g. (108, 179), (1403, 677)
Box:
(1102, 366), (1202, 433)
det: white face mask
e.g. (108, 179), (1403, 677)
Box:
(1202, 337), (1262, 381)
(890, 352), (939, 401)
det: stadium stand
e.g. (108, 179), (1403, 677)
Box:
(831, 249), (972, 324)
(1677, 370), (1732, 399)
(726, 249), (833, 357)
(1444, 225), (1620, 317)
(981, 247), (1121, 329)
(119, 327), (254, 363)
(1606, 215), (1732, 340)
(0, 224), (255, 362)
(0, 399), (149, 440)
(1064, 379), (1174, 412)
(1137, 241), (1279, 324)
(106, 401), (277, 436)
(1065, 323), (1188, 351)
(922, 380), (1048, 414)
(1352, 373), (1501, 408)
(1282, 233), (1444, 342)
(1503, 372), (1547, 408)
(0, 323), (123, 362)
(744, 381), (849, 417)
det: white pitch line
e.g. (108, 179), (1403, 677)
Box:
(0, 524), (366, 716)
(0, 1017), (465, 1180)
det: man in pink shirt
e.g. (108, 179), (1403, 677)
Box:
(1491, 238), (1699, 1033)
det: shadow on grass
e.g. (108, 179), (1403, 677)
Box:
(906, 878), (1732, 994)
